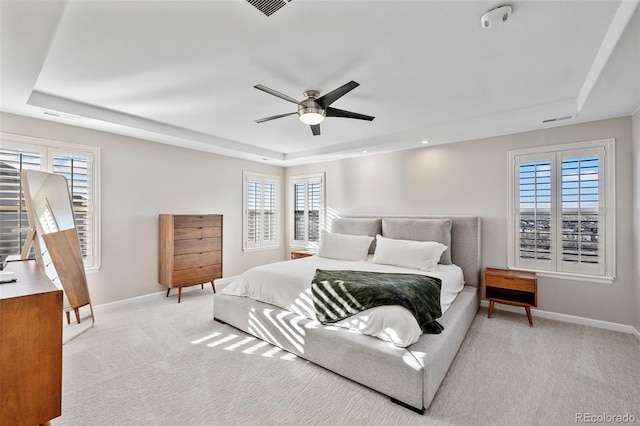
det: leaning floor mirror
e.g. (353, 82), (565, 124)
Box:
(21, 170), (95, 342)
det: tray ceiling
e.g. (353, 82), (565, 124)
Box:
(1, 0), (639, 166)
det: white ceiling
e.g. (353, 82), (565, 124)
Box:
(1, 0), (639, 166)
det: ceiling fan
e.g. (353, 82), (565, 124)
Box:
(253, 81), (375, 136)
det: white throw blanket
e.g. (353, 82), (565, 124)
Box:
(221, 256), (465, 347)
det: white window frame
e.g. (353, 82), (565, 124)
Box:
(1, 132), (101, 272)
(243, 171), (279, 251)
(507, 138), (615, 284)
(290, 172), (325, 247)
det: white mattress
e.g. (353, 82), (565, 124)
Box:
(221, 256), (465, 347)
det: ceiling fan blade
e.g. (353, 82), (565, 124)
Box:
(254, 84), (299, 104)
(254, 112), (297, 123)
(325, 107), (375, 121)
(311, 124), (321, 136)
(316, 81), (360, 109)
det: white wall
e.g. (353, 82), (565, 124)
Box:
(3, 112), (637, 325)
(286, 116), (636, 326)
(1, 112), (286, 305)
(633, 109), (640, 332)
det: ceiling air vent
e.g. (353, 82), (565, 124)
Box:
(541, 115), (574, 124)
(246, 0), (292, 17)
(42, 110), (79, 121)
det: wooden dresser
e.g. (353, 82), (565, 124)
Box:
(0, 259), (63, 425)
(159, 214), (223, 303)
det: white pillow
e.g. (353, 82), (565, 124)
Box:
(372, 234), (447, 272)
(317, 231), (374, 261)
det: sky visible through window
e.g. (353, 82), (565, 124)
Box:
(519, 155), (599, 264)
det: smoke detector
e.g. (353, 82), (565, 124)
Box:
(481, 5), (512, 29)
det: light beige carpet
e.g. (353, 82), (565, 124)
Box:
(54, 287), (640, 425)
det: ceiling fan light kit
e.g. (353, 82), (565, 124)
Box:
(299, 111), (325, 125)
(254, 81), (374, 136)
(298, 90), (326, 124)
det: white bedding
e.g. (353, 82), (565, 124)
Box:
(221, 256), (465, 347)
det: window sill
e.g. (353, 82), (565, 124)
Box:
(85, 265), (101, 274)
(290, 243), (319, 249)
(243, 245), (280, 253)
(508, 267), (614, 285)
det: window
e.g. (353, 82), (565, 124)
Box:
(243, 171), (279, 251)
(507, 139), (615, 281)
(0, 133), (101, 271)
(291, 173), (325, 246)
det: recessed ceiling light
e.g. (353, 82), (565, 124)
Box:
(422, 140), (430, 144)
(362, 150), (368, 153)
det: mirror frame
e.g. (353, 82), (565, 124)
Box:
(21, 170), (95, 342)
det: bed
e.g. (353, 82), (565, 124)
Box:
(213, 215), (481, 413)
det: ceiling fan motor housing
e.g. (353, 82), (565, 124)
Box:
(298, 93), (325, 119)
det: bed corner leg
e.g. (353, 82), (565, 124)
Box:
(390, 398), (425, 415)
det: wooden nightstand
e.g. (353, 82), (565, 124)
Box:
(483, 268), (537, 326)
(291, 249), (316, 260)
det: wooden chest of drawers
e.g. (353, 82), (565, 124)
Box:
(1, 260), (62, 425)
(159, 214), (223, 302)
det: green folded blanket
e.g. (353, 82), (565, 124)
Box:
(311, 269), (444, 334)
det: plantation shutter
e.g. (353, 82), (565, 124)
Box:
(0, 148), (42, 257)
(307, 179), (321, 242)
(513, 146), (607, 276)
(246, 178), (261, 245)
(263, 180), (277, 243)
(293, 181), (305, 241)
(52, 153), (94, 265)
(244, 172), (278, 250)
(515, 154), (554, 271)
(558, 148), (605, 275)
(292, 174), (323, 244)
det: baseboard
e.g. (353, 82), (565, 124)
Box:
(93, 290), (166, 310)
(480, 300), (639, 336)
(94, 285), (207, 310)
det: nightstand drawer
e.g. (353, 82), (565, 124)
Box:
(485, 275), (535, 292)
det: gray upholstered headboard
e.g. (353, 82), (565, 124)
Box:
(331, 215), (482, 287)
